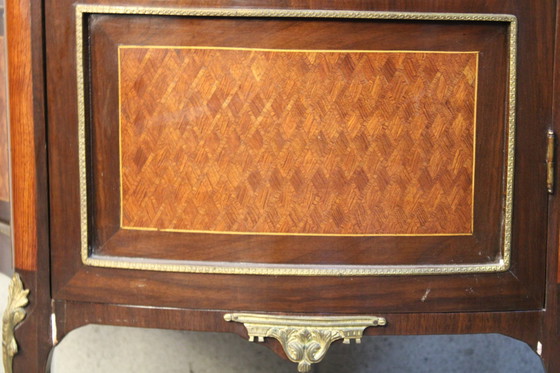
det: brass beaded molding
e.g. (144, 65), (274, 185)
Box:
(76, 5), (516, 276)
(224, 313), (387, 372)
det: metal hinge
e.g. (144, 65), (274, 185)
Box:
(50, 300), (59, 347)
(547, 130), (555, 194)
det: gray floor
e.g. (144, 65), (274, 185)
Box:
(0, 273), (546, 373)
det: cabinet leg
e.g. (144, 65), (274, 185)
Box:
(542, 336), (560, 373)
(10, 323), (53, 373)
(542, 282), (560, 373)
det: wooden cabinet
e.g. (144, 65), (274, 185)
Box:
(2, 1), (560, 372)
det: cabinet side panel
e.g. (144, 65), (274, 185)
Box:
(7, 0), (37, 271)
(6, 0), (53, 372)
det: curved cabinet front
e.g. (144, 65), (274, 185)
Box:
(47, 0), (550, 327)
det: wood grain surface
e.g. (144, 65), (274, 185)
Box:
(8, 0), (40, 271)
(7, 0), (53, 371)
(120, 47), (476, 235)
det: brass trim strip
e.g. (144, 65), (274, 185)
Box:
(76, 5), (517, 275)
(224, 313), (386, 372)
(84, 254), (508, 276)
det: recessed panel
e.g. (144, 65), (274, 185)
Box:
(80, 7), (514, 272)
(120, 47), (476, 236)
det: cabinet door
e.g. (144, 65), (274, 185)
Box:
(47, 0), (553, 313)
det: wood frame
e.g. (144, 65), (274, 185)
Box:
(46, 0), (543, 317)
(85, 10), (509, 272)
(3, 0), (560, 372)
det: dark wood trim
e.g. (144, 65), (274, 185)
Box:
(53, 266), (539, 313)
(55, 300), (544, 366)
(542, 1), (560, 371)
(56, 301), (544, 344)
(6, 0), (52, 371)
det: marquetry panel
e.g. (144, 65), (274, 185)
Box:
(119, 47), (477, 236)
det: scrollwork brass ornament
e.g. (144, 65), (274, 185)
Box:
(2, 273), (29, 373)
(224, 313), (386, 372)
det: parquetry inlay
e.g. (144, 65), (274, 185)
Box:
(119, 47), (477, 235)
